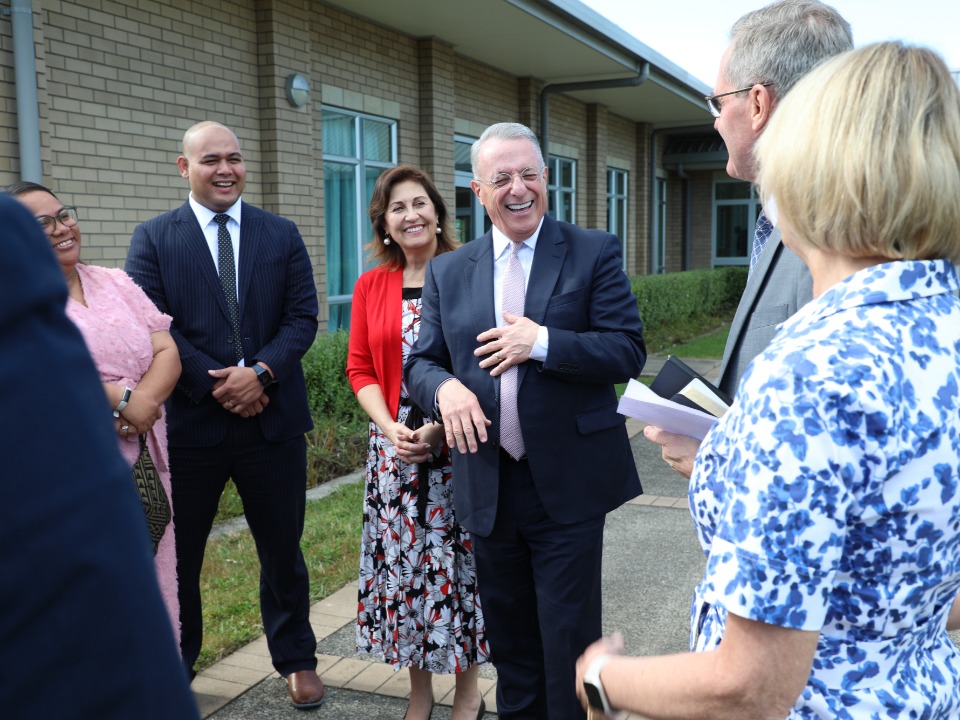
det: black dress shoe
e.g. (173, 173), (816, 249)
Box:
(286, 670), (325, 709)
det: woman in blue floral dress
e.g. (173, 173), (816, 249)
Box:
(347, 165), (488, 720)
(576, 43), (960, 719)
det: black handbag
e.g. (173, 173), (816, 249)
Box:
(132, 435), (172, 555)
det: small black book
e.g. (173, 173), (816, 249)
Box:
(649, 355), (732, 417)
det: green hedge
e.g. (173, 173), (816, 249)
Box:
(300, 330), (368, 486)
(631, 266), (746, 350)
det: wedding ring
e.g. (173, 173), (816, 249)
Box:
(226, 400), (233, 407)
(495, 352), (502, 361)
(121, 425), (130, 431)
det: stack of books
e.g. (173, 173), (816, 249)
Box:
(617, 356), (731, 440)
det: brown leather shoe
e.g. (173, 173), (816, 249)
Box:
(286, 670), (325, 709)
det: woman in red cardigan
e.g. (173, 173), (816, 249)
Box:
(347, 165), (488, 720)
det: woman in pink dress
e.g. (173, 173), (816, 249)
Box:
(8, 181), (182, 641)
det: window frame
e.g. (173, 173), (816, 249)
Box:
(322, 106), (397, 330)
(712, 179), (759, 267)
(547, 155), (576, 224)
(606, 167), (629, 271)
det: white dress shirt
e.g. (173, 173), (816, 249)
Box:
(491, 221), (549, 360)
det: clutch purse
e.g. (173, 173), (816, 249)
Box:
(132, 435), (172, 555)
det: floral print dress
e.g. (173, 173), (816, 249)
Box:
(357, 288), (488, 673)
(690, 259), (960, 718)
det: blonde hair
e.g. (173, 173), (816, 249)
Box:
(756, 42), (960, 262)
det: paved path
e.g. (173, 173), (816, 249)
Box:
(196, 357), (722, 719)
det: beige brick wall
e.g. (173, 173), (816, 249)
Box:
(688, 172), (715, 269)
(453, 55), (520, 128)
(0, 0), (702, 334)
(1, 0), (269, 266)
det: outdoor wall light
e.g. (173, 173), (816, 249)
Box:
(285, 73), (311, 108)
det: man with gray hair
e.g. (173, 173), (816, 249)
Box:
(406, 121), (645, 719)
(645, 0), (852, 477)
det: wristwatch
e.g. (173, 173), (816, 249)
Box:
(113, 386), (132, 418)
(583, 654), (614, 716)
(253, 363), (275, 388)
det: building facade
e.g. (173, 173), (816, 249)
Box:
(0, 0), (756, 331)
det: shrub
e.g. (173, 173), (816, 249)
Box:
(632, 267), (746, 352)
(301, 330), (369, 487)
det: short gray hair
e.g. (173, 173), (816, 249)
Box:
(726, 0), (853, 99)
(470, 122), (545, 179)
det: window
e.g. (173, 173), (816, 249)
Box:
(547, 156), (576, 223)
(713, 180), (759, 266)
(607, 168), (628, 270)
(322, 108), (396, 331)
(454, 136), (489, 243)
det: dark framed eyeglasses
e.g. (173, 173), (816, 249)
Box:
(475, 167), (545, 191)
(36, 206), (79, 236)
(705, 82), (774, 118)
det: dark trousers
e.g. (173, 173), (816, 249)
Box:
(170, 416), (316, 677)
(472, 452), (605, 720)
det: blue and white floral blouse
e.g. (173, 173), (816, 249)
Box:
(690, 259), (960, 718)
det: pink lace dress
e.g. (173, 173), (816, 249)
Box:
(66, 263), (179, 641)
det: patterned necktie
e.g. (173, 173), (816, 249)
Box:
(499, 241), (526, 460)
(214, 214), (243, 363)
(748, 210), (774, 277)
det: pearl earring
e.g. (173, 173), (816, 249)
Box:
(383, 235), (391, 245)
(436, 227), (442, 234)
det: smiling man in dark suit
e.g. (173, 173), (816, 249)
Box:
(125, 121), (324, 708)
(405, 122), (645, 719)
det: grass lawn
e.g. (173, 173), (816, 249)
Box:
(661, 324), (730, 359)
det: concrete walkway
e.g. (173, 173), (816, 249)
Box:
(195, 357), (722, 719)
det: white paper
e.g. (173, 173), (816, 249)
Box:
(679, 378), (729, 418)
(617, 378), (718, 440)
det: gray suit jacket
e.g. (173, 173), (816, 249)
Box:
(716, 228), (813, 397)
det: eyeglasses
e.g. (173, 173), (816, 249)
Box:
(476, 167), (545, 191)
(705, 82), (774, 118)
(36, 206), (79, 236)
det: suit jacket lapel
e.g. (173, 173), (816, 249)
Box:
(462, 234), (498, 400)
(525, 216), (564, 325)
(236, 202), (261, 318)
(718, 228), (783, 383)
(464, 233), (496, 336)
(172, 203), (234, 325)
(521, 217), (565, 386)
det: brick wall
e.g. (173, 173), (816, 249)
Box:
(0, 0), (696, 332)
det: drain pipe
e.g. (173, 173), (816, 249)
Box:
(9, 0), (42, 182)
(676, 162), (692, 270)
(539, 62), (649, 160)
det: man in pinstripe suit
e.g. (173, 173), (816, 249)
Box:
(126, 121), (325, 708)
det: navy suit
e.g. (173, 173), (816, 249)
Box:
(405, 216), (645, 718)
(126, 200), (319, 677)
(0, 195), (198, 718)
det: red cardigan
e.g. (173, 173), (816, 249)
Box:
(346, 266), (404, 419)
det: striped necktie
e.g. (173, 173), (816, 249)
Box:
(214, 214), (243, 363)
(499, 241), (526, 460)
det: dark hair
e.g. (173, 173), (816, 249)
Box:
(4, 180), (59, 199)
(367, 165), (457, 269)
